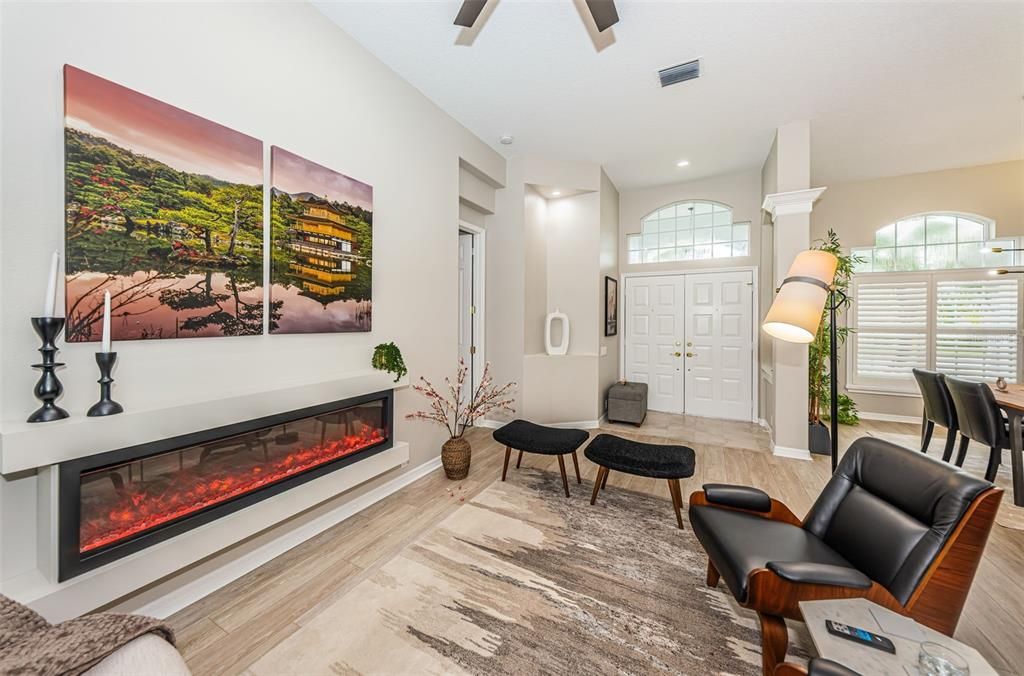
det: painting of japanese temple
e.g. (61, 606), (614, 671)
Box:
(63, 65), (264, 341)
(269, 146), (373, 334)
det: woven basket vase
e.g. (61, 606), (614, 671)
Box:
(441, 436), (471, 480)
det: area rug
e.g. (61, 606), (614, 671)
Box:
(250, 469), (810, 675)
(865, 430), (1024, 531)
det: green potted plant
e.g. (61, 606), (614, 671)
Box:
(808, 230), (861, 454)
(372, 342), (407, 383)
(407, 360), (516, 479)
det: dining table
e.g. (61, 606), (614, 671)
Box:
(988, 383), (1024, 507)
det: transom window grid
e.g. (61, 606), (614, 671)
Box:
(626, 200), (749, 264)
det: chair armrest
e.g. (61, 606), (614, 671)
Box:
(766, 561), (872, 589)
(703, 484), (771, 512)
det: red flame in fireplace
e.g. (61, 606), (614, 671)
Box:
(80, 428), (385, 554)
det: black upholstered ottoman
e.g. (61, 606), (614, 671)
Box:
(493, 420), (589, 497)
(584, 434), (696, 528)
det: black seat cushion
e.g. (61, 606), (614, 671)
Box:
(492, 420), (588, 455)
(689, 505), (855, 603)
(583, 434), (695, 479)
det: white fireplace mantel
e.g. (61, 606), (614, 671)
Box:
(0, 369), (408, 474)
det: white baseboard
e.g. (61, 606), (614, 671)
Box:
(771, 443), (812, 461)
(476, 418), (603, 430)
(134, 455), (443, 619)
(858, 411), (920, 424)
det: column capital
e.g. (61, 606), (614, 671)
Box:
(762, 187), (827, 220)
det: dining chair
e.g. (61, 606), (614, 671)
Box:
(912, 368), (959, 462)
(944, 376), (1007, 482)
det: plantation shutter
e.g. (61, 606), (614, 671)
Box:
(852, 279), (928, 387)
(935, 279), (1018, 380)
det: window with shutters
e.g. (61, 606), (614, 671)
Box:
(848, 270), (1021, 393)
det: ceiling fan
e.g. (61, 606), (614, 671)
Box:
(454, 0), (619, 32)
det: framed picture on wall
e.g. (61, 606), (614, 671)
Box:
(604, 276), (618, 336)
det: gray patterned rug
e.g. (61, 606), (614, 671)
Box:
(251, 469), (810, 675)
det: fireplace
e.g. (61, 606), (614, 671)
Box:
(58, 390), (393, 581)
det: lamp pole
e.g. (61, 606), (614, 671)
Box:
(826, 289), (847, 472)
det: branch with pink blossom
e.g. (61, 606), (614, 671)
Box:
(407, 359), (517, 439)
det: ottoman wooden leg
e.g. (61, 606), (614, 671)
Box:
(706, 560), (720, 587)
(668, 479), (684, 529)
(590, 466), (608, 505)
(571, 451), (582, 483)
(557, 455), (570, 497)
(502, 446), (512, 481)
(601, 468), (610, 489)
(516, 449), (523, 469)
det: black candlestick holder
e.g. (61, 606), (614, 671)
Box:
(87, 352), (123, 417)
(28, 316), (70, 423)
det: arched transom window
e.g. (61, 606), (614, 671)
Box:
(851, 213), (1012, 272)
(627, 200), (749, 264)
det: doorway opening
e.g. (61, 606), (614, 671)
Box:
(458, 222), (485, 404)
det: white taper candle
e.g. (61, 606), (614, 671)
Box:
(101, 291), (111, 352)
(43, 250), (60, 317)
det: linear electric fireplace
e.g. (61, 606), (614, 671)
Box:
(58, 390), (393, 581)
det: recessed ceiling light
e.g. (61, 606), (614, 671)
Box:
(676, 160), (690, 167)
(499, 135), (514, 145)
(552, 190), (561, 196)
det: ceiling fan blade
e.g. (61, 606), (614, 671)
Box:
(454, 0), (487, 27)
(585, 0), (619, 32)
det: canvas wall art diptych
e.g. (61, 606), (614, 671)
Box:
(270, 146), (373, 334)
(63, 65), (264, 341)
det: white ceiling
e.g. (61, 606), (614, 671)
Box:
(315, 1), (1024, 190)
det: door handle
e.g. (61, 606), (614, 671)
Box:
(674, 352), (682, 357)
(686, 352), (695, 357)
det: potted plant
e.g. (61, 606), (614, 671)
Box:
(372, 342), (408, 383)
(808, 229), (861, 454)
(407, 360), (516, 479)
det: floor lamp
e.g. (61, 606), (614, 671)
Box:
(762, 250), (841, 471)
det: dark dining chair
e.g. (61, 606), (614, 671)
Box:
(944, 376), (1008, 482)
(912, 368), (959, 462)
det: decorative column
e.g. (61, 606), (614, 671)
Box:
(762, 187), (827, 459)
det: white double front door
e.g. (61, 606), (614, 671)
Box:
(623, 270), (754, 420)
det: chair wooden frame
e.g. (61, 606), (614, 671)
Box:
(689, 486), (1003, 675)
(501, 445), (581, 497)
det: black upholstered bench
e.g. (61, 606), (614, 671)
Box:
(493, 420), (589, 497)
(584, 434), (696, 528)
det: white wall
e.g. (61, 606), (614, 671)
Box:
(0, 1), (504, 603)
(618, 169), (762, 275)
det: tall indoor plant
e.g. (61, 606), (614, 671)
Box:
(407, 360), (516, 479)
(807, 229), (861, 453)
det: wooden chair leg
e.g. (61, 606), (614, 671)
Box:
(758, 612), (789, 676)
(942, 428), (957, 463)
(921, 418), (934, 453)
(557, 455), (570, 497)
(571, 451), (582, 483)
(516, 449), (523, 469)
(706, 560), (720, 587)
(501, 446), (512, 481)
(668, 479), (684, 529)
(601, 468), (610, 489)
(955, 435), (971, 467)
(985, 446), (1001, 482)
(590, 466), (608, 505)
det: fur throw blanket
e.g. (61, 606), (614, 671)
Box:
(0, 595), (175, 675)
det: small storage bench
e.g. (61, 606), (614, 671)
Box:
(607, 381), (648, 426)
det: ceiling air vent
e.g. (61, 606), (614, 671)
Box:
(658, 59), (700, 88)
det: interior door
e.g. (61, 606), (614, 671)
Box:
(684, 270), (754, 420)
(458, 232), (474, 400)
(624, 276), (685, 412)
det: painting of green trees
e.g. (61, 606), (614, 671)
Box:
(63, 65), (266, 341)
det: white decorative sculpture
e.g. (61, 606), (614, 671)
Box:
(545, 309), (569, 356)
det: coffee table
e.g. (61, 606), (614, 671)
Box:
(799, 599), (997, 675)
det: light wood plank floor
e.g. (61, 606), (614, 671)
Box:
(168, 414), (1024, 675)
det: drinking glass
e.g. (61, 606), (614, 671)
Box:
(918, 642), (969, 676)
